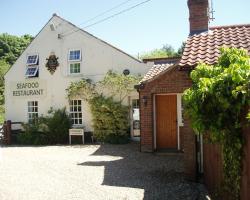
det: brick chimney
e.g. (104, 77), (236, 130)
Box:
(188, 0), (209, 35)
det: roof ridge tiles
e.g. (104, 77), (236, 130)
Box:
(210, 24), (250, 30)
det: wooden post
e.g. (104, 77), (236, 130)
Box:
(6, 120), (11, 145)
(3, 121), (7, 145)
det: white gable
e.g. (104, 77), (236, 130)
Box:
(4, 14), (151, 131)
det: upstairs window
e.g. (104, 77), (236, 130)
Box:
(27, 54), (39, 66)
(70, 63), (81, 74)
(26, 54), (39, 78)
(68, 50), (81, 61)
(25, 66), (39, 77)
(68, 50), (81, 75)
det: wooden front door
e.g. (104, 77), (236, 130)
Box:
(156, 95), (177, 149)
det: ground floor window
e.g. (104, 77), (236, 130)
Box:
(69, 100), (82, 125)
(28, 101), (38, 123)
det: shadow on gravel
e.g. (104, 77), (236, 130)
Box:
(78, 143), (209, 200)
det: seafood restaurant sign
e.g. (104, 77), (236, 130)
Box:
(10, 80), (47, 98)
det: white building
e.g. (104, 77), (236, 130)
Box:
(4, 14), (151, 139)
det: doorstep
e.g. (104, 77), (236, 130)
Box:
(154, 148), (184, 156)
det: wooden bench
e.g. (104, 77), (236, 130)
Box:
(69, 128), (84, 144)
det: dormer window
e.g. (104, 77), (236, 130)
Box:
(26, 54), (39, 78)
(68, 50), (81, 61)
(27, 54), (39, 66)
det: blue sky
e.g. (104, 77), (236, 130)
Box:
(0, 0), (249, 56)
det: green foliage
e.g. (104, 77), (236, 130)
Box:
(99, 70), (142, 101)
(40, 108), (72, 144)
(90, 95), (129, 143)
(177, 41), (186, 56)
(67, 71), (140, 143)
(0, 105), (5, 124)
(0, 33), (33, 65)
(17, 108), (71, 145)
(0, 33), (32, 120)
(140, 43), (184, 59)
(183, 47), (250, 199)
(0, 59), (10, 105)
(17, 120), (48, 145)
(66, 78), (97, 101)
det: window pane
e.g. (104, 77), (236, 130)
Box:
(25, 66), (39, 77)
(28, 101), (38, 123)
(69, 99), (83, 125)
(27, 55), (38, 65)
(69, 50), (81, 61)
(70, 63), (80, 74)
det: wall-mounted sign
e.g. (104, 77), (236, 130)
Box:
(46, 53), (59, 74)
(10, 80), (47, 98)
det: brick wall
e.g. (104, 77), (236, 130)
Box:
(187, 0), (209, 35)
(139, 66), (197, 180)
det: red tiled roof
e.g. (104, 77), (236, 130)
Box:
(140, 63), (174, 83)
(179, 24), (250, 68)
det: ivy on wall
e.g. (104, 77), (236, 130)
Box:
(66, 70), (141, 143)
(183, 48), (250, 199)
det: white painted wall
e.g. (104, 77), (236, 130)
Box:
(5, 15), (151, 132)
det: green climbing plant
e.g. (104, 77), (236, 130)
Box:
(66, 70), (141, 143)
(183, 47), (250, 199)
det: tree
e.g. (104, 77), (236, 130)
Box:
(0, 33), (33, 65)
(183, 47), (250, 199)
(177, 42), (186, 56)
(140, 43), (185, 59)
(0, 33), (33, 123)
(0, 59), (10, 104)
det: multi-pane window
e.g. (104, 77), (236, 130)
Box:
(68, 50), (81, 61)
(69, 100), (82, 125)
(68, 50), (81, 75)
(27, 55), (39, 65)
(25, 66), (39, 77)
(26, 54), (39, 78)
(28, 101), (38, 123)
(70, 63), (80, 74)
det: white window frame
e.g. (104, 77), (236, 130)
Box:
(25, 66), (39, 77)
(28, 101), (38, 123)
(69, 99), (83, 126)
(26, 54), (39, 66)
(69, 62), (81, 74)
(68, 49), (81, 62)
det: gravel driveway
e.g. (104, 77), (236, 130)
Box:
(0, 143), (209, 200)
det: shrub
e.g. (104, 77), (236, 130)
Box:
(17, 108), (71, 145)
(183, 47), (250, 199)
(67, 71), (140, 144)
(41, 107), (72, 144)
(90, 95), (129, 143)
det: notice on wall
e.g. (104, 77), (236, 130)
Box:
(10, 80), (47, 98)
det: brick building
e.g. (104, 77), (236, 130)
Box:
(138, 0), (250, 180)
